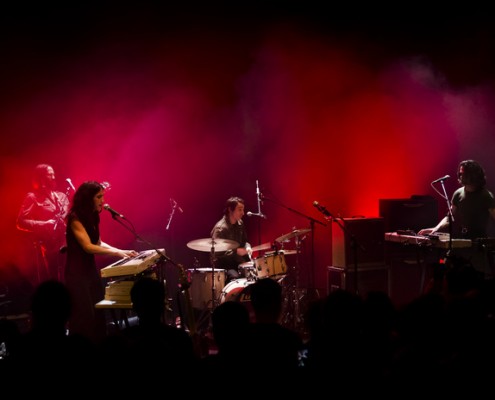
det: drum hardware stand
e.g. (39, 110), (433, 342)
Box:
(264, 195), (326, 291)
(185, 237), (239, 342)
(280, 234), (306, 332)
(194, 239), (221, 335)
(263, 195), (326, 334)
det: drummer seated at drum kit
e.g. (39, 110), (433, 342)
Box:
(210, 196), (253, 284)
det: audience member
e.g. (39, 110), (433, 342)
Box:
(11, 280), (95, 389)
(196, 299), (256, 394)
(248, 278), (303, 376)
(100, 276), (198, 389)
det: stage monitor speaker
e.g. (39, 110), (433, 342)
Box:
(327, 265), (390, 297)
(332, 217), (385, 268)
(379, 195), (438, 233)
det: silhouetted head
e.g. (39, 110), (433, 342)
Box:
(131, 277), (165, 323)
(250, 277), (283, 322)
(31, 279), (71, 331)
(211, 300), (250, 352)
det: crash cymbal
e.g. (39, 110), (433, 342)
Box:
(251, 242), (273, 252)
(187, 238), (239, 252)
(275, 228), (311, 243)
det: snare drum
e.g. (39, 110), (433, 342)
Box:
(238, 261), (257, 279)
(188, 268), (226, 309)
(254, 251), (287, 279)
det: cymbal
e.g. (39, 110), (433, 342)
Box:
(251, 242), (273, 252)
(276, 228), (311, 243)
(264, 249), (297, 256)
(187, 238), (239, 252)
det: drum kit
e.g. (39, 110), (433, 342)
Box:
(185, 228), (311, 323)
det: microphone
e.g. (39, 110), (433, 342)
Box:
(313, 201), (332, 218)
(66, 178), (76, 192)
(170, 198), (184, 213)
(432, 175), (450, 184)
(103, 204), (124, 219)
(247, 211), (267, 219)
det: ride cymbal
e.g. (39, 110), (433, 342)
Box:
(187, 238), (239, 252)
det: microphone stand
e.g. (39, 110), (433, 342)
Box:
(166, 199), (183, 231)
(165, 205), (177, 231)
(263, 195), (326, 330)
(254, 180), (266, 250)
(264, 196), (326, 287)
(437, 179), (454, 259)
(164, 199), (183, 327)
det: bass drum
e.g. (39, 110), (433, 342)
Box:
(220, 278), (255, 320)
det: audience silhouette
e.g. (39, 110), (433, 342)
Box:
(99, 276), (198, 391)
(8, 280), (94, 390)
(248, 277), (303, 375)
(199, 300), (251, 375)
(2, 253), (495, 395)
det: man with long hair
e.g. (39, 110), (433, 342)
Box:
(17, 164), (70, 283)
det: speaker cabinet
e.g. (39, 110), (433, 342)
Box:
(327, 265), (390, 296)
(379, 195), (438, 233)
(332, 217), (385, 268)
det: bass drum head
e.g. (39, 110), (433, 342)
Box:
(220, 278), (254, 320)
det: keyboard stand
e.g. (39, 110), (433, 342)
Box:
(95, 299), (134, 331)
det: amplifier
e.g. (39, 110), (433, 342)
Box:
(379, 195), (438, 233)
(332, 217), (385, 267)
(327, 265), (390, 297)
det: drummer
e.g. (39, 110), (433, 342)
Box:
(211, 196), (252, 283)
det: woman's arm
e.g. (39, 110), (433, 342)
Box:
(71, 219), (137, 258)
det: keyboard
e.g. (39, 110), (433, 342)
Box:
(100, 249), (165, 278)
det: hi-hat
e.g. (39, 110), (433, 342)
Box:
(251, 242), (273, 252)
(187, 238), (239, 252)
(276, 228), (311, 243)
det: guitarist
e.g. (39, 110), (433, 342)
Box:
(17, 164), (71, 283)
